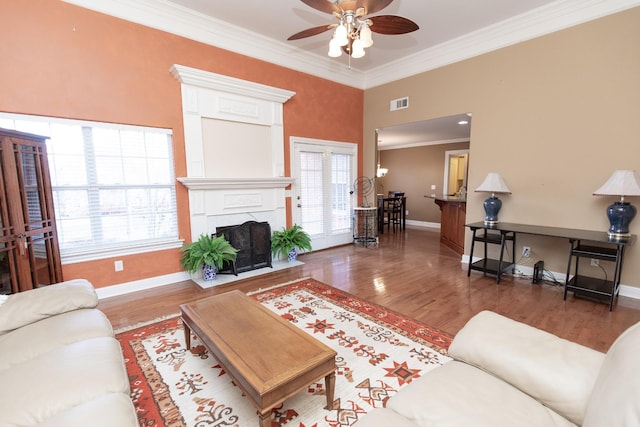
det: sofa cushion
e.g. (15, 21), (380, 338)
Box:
(448, 311), (604, 425)
(35, 393), (138, 427)
(0, 279), (98, 334)
(384, 360), (576, 427)
(0, 336), (130, 426)
(0, 308), (113, 371)
(582, 320), (640, 427)
(355, 407), (421, 427)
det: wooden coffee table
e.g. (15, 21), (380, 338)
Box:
(180, 290), (337, 427)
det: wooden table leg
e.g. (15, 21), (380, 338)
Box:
(259, 408), (271, 427)
(183, 320), (191, 349)
(324, 372), (336, 410)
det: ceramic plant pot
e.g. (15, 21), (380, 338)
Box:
(202, 264), (218, 281)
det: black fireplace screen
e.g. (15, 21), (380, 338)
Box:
(214, 221), (272, 275)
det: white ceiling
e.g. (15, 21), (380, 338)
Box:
(65, 0), (640, 89)
(62, 0), (639, 147)
(377, 113), (472, 150)
(168, 0), (558, 71)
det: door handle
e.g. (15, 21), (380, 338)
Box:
(297, 204), (302, 208)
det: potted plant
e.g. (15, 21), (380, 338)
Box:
(180, 234), (239, 281)
(271, 224), (312, 262)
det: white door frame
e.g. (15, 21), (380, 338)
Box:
(290, 136), (358, 251)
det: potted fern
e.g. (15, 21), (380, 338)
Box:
(271, 224), (312, 262)
(180, 234), (238, 281)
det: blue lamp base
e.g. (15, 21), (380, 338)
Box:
(483, 195), (502, 225)
(606, 201), (636, 238)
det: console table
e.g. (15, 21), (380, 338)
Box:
(466, 221), (635, 311)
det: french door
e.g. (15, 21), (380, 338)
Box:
(0, 128), (62, 294)
(291, 138), (357, 251)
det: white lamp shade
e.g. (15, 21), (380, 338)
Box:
(334, 24), (348, 46)
(360, 23), (373, 47)
(328, 38), (343, 57)
(593, 170), (640, 196)
(351, 38), (365, 58)
(475, 172), (511, 194)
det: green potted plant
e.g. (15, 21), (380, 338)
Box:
(271, 224), (312, 262)
(180, 234), (239, 281)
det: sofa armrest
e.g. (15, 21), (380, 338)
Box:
(0, 279), (98, 334)
(449, 311), (605, 426)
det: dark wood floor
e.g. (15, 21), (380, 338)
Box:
(99, 227), (640, 353)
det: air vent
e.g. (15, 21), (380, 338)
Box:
(390, 97), (409, 111)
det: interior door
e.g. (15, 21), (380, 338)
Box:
(0, 129), (62, 293)
(292, 139), (357, 251)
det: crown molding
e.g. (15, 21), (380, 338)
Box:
(63, 0), (640, 90)
(364, 0), (640, 87)
(379, 138), (470, 151)
(170, 64), (295, 103)
(62, 0), (367, 89)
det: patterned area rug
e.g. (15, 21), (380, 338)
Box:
(116, 278), (453, 426)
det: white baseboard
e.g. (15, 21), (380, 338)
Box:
(461, 255), (640, 300)
(405, 220), (440, 230)
(96, 272), (190, 299)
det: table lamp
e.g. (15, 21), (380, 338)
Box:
(475, 172), (511, 225)
(593, 170), (640, 238)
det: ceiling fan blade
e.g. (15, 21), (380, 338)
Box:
(300, 0), (340, 15)
(288, 24), (333, 41)
(356, 0), (393, 15)
(369, 15), (419, 35)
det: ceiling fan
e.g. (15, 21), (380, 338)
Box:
(287, 0), (419, 59)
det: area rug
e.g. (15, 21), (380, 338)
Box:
(116, 277), (453, 426)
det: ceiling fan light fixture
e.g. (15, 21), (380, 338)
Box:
(359, 23), (373, 48)
(328, 37), (343, 57)
(334, 23), (349, 46)
(351, 38), (366, 58)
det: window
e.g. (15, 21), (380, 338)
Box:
(0, 113), (180, 263)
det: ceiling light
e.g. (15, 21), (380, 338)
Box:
(351, 38), (366, 58)
(360, 23), (373, 48)
(458, 120), (469, 125)
(328, 38), (343, 57)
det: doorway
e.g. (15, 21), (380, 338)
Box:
(291, 138), (357, 251)
(444, 150), (469, 196)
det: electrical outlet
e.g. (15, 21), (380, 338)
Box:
(114, 260), (124, 271)
(591, 258), (599, 267)
(522, 246), (531, 257)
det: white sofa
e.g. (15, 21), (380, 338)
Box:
(0, 279), (137, 427)
(357, 310), (640, 427)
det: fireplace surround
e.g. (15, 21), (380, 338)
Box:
(215, 221), (272, 275)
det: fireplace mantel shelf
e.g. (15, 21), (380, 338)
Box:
(177, 177), (294, 190)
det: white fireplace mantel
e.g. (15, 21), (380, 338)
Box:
(177, 177), (294, 190)
(171, 65), (296, 249)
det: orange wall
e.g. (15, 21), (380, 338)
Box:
(0, 0), (363, 288)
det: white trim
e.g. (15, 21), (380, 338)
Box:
(62, 238), (184, 264)
(176, 177), (294, 191)
(62, 0), (640, 89)
(443, 149), (470, 196)
(379, 138), (470, 151)
(405, 220), (440, 230)
(96, 271), (190, 299)
(460, 256), (640, 300)
(363, 0), (640, 88)
(170, 64), (295, 103)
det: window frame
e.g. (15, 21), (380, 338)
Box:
(0, 112), (183, 265)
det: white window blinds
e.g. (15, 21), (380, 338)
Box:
(0, 113), (179, 262)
